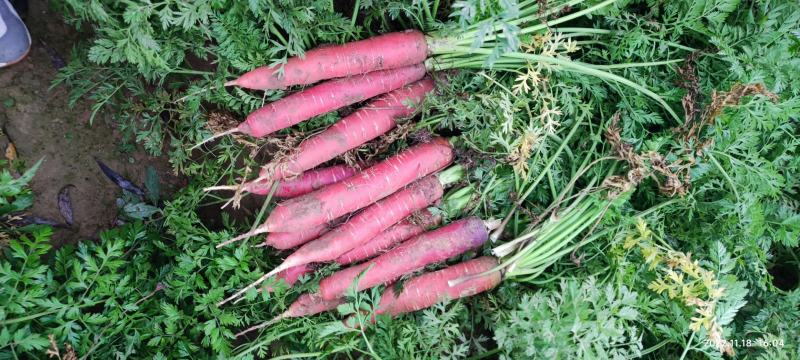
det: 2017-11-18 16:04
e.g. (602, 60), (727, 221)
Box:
(706, 338), (786, 349)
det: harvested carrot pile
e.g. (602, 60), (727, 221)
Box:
(180, 1), (701, 342)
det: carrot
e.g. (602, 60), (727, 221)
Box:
(377, 256), (500, 315)
(259, 212), (435, 292)
(262, 223), (329, 250)
(235, 292), (344, 338)
(255, 78), (435, 183)
(346, 257), (501, 327)
(226, 30), (429, 90)
(335, 209), (442, 265)
(244, 257), (500, 335)
(218, 166), (464, 306)
(247, 165), (358, 198)
(261, 213), (353, 250)
(333, 184), (475, 266)
(281, 292), (343, 318)
(197, 64), (427, 145)
(216, 165), (356, 250)
(225, 138), (453, 239)
(204, 165), (357, 213)
(318, 216), (495, 301)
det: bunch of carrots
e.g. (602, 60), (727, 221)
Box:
(199, 30), (510, 335)
(200, 0), (671, 336)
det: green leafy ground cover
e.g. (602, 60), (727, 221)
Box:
(2, 0), (799, 358)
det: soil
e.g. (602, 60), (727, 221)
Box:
(0, 0), (182, 246)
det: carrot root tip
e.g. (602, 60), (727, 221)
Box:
(234, 314), (285, 338)
(203, 185), (239, 192)
(216, 225), (270, 248)
(484, 218), (502, 232)
(217, 272), (273, 307)
(189, 128), (239, 151)
(220, 197), (235, 209)
(263, 265), (288, 280)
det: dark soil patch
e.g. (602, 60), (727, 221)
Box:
(770, 261), (799, 291)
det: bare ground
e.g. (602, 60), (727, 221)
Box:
(0, 0), (182, 246)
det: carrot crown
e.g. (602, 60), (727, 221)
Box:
(437, 164), (465, 187)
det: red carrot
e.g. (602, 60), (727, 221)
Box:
(318, 216), (495, 301)
(247, 165), (358, 198)
(226, 30), (429, 90)
(264, 138), (453, 231)
(235, 292), (344, 338)
(335, 209), (442, 265)
(260, 213), (352, 250)
(378, 256), (500, 315)
(196, 65), (427, 146)
(273, 166), (460, 266)
(241, 64), (425, 138)
(284, 293), (343, 318)
(345, 257), (501, 327)
(262, 223), (329, 250)
(218, 166), (464, 306)
(226, 138), (453, 239)
(205, 165), (357, 213)
(256, 78), (435, 183)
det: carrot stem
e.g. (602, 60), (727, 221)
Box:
(491, 117), (583, 241)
